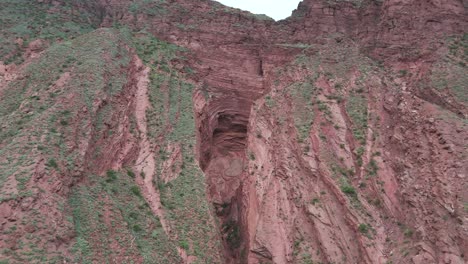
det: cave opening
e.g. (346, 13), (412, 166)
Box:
(196, 97), (253, 262)
(198, 99), (251, 171)
(212, 113), (248, 157)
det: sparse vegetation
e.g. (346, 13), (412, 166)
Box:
(0, 28), (139, 262)
(355, 146), (365, 167)
(288, 80), (318, 143)
(265, 95), (276, 108)
(428, 34), (468, 103)
(331, 164), (352, 177)
(130, 185), (142, 197)
(339, 177), (361, 207)
(0, 1), (465, 263)
(311, 198), (320, 205)
(277, 43), (311, 49)
(341, 184), (357, 196)
(127, 169), (136, 178)
(46, 158), (58, 169)
(358, 223), (369, 234)
(106, 170), (117, 182)
(346, 94), (368, 145)
(398, 69), (408, 77)
(179, 240), (190, 250)
(69, 170), (181, 263)
(403, 228), (414, 237)
(367, 159), (379, 176)
(0, 0), (97, 64)
(137, 30), (222, 262)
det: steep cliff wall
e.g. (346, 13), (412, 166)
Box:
(0, 0), (466, 263)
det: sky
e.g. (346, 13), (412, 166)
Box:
(216, 0), (303, 21)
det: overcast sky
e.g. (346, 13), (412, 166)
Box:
(216, 0), (302, 21)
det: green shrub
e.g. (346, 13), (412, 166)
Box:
(133, 224), (142, 232)
(127, 169), (135, 178)
(106, 170), (117, 182)
(179, 240), (189, 250)
(128, 212), (138, 219)
(355, 146), (365, 166)
(403, 228), (413, 237)
(265, 95), (275, 108)
(130, 186), (142, 197)
(358, 223), (369, 234)
(341, 185), (356, 196)
(47, 158), (58, 168)
(311, 198), (320, 205)
(346, 94), (368, 145)
(367, 159), (379, 176)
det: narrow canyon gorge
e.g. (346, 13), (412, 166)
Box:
(0, 0), (467, 263)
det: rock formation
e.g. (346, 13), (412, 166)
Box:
(0, 0), (466, 263)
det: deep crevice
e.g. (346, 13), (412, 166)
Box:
(196, 96), (254, 263)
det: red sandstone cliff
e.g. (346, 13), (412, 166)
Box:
(0, 0), (466, 263)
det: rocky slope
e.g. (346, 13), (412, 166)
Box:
(0, 0), (467, 263)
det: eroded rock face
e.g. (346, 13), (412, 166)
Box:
(0, 0), (467, 263)
(166, 1), (466, 263)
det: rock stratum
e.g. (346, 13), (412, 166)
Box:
(0, 0), (467, 263)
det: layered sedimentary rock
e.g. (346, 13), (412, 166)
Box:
(0, 0), (466, 263)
